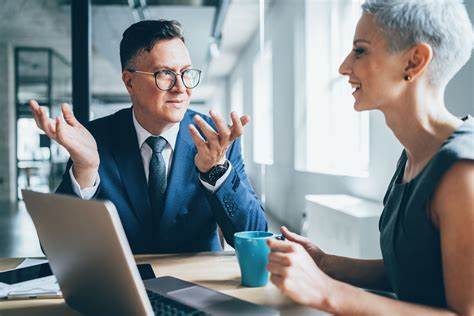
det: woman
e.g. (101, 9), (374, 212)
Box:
(266, 0), (473, 314)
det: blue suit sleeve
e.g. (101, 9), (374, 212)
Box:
(55, 159), (102, 199)
(204, 137), (268, 247)
(55, 159), (77, 196)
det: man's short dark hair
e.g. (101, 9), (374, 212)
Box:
(120, 19), (185, 70)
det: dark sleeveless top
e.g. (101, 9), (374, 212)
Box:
(379, 116), (474, 307)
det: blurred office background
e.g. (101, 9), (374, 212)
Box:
(0, 0), (472, 258)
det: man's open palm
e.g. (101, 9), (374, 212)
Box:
(29, 100), (99, 175)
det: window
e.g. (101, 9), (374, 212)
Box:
(252, 42), (273, 165)
(231, 77), (244, 115)
(296, 0), (369, 177)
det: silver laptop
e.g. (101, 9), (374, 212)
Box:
(22, 190), (279, 316)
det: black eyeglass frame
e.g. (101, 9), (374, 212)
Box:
(127, 67), (202, 91)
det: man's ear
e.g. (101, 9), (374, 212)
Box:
(122, 70), (134, 94)
(403, 43), (433, 80)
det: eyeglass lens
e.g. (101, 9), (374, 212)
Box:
(155, 69), (201, 90)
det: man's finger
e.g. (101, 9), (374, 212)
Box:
(209, 110), (231, 146)
(29, 100), (42, 129)
(38, 106), (56, 138)
(61, 103), (78, 127)
(55, 117), (63, 144)
(230, 112), (243, 140)
(240, 115), (250, 127)
(193, 115), (219, 145)
(229, 112), (246, 142)
(188, 124), (207, 151)
(29, 99), (40, 113)
(30, 100), (46, 130)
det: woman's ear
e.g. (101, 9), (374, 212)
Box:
(403, 43), (433, 80)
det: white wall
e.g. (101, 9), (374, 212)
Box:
(227, 0), (474, 231)
(445, 0), (474, 117)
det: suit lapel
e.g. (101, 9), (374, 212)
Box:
(111, 108), (151, 226)
(159, 111), (198, 231)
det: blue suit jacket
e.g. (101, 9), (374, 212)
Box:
(56, 107), (267, 254)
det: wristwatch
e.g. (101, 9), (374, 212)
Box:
(200, 160), (230, 186)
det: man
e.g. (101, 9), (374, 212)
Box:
(29, 20), (267, 254)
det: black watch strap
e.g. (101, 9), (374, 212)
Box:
(200, 160), (230, 186)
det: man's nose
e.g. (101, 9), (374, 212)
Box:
(171, 74), (187, 93)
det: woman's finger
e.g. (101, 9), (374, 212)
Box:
(270, 274), (284, 288)
(266, 262), (288, 277)
(267, 239), (295, 253)
(281, 226), (310, 246)
(268, 252), (292, 266)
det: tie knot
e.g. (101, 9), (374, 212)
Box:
(146, 136), (167, 154)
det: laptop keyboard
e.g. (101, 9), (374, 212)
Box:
(147, 290), (208, 316)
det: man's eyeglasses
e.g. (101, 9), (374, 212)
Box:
(127, 68), (202, 91)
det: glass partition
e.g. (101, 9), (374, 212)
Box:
(15, 47), (72, 199)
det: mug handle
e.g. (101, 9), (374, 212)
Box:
(274, 234), (285, 241)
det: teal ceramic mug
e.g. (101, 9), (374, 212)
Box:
(234, 231), (284, 287)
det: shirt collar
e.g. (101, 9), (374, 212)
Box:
(132, 108), (179, 151)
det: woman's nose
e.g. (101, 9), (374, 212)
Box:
(339, 54), (352, 76)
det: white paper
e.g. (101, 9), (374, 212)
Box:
(0, 259), (61, 299)
(0, 275), (61, 299)
(15, 258), (48, 269)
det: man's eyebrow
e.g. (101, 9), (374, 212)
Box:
(153, 64), (192, 70)
(353, 39), (371, 45)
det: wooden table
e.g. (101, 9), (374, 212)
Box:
(0, 252), (326, 315)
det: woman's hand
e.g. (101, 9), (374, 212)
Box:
(280, 226), (327, 267)
(266, 238), (337, 311)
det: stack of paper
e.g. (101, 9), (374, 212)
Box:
(0, 259), (62, 300)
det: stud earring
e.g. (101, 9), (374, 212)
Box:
(404, 74), (412, 81)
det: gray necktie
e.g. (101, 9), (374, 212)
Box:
(145, 136), (168, 225)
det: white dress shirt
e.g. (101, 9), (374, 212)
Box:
(70, 109), (232, 199)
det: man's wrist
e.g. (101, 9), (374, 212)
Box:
(72, 164), (99, 189)
(199, 160), (230, 186)
(195, 156), (226, 173)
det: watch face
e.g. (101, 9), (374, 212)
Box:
(210, 166), (226, 181)
(204, 161), (229, 184)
